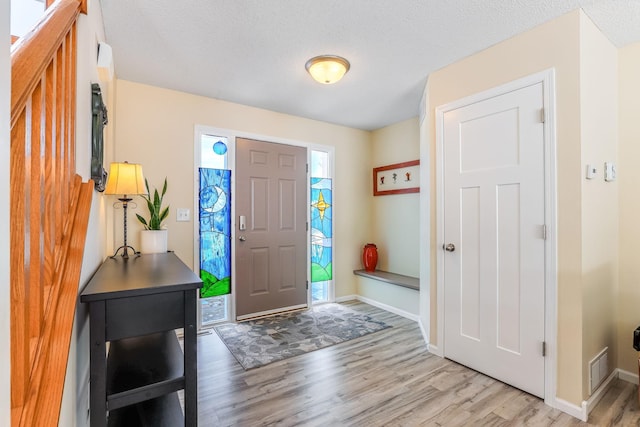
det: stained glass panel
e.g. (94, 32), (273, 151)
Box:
(199, 168), (231, 298)
(311, 177), (332, 282)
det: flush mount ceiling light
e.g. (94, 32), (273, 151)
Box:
(305, 55), (350, 84)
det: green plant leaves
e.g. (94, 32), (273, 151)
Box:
(136, 177), (169, 230)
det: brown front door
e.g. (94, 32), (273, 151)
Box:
(235, 138), (308, 319)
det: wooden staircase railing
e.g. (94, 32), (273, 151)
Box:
(10, 0), (91, 425)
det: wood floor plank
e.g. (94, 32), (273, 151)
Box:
(191, 301), (640, 426)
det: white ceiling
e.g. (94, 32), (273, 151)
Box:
(100, 0), (640, 131)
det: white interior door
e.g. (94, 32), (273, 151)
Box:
(442, 82), (546, 398)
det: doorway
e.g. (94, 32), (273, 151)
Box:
(435, 71), (557, 399)
(195, 128), (335, 327)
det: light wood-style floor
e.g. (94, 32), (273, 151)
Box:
(194, 301), (640, 426)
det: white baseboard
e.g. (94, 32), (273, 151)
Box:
(335, 294), (357, 303)
(428, 343), (443, 357)
(550, 367), (627, 422)
(354, 294), (420, 322)
(341, 293), (433, 353)
(618, 368), (639, 385)
(418, 318), (430, 350)
(340, 294), (431, 353)
(585, 368), (619, 418)
(552, 397), (587, 422)
(78, 367), (91, 427)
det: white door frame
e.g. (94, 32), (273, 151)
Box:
(434, 69), (557, 406)
(193, 125), (336, 324)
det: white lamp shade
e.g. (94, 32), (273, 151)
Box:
(305, 55), (350, 84)
(104, 162), (146, 196)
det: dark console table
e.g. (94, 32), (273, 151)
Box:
(81, 252), (202, 426)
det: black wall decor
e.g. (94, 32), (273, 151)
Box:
(91, 83), (108, 192)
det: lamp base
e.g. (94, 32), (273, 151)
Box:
(110, 245), (140, 259)
(111, 196), (140, 259)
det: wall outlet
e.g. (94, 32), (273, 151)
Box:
(177, 208), (190, 222)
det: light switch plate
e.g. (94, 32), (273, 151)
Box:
(604, 162), (616, 182)
(177, 208), (190, 222)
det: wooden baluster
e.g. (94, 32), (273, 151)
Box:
(54, 46), (63, 266)
(10, 111), (28, 414)
(68, 24), (76, 180)
(43, 61), (54, 310)
(29, 80), (44, 344)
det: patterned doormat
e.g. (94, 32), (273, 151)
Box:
(214, 303), (391, 370)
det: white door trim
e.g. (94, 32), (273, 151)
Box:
(434, 69), (557, 405)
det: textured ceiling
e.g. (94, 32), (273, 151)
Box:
(100, 0), (640, 131)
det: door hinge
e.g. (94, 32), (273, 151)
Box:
(306, 163), (309, 173)
(542, 224), (547, 240)
(540, 108), (545, 123)
(306, 222), (309, 232)
(542, 341), (546, 357)
(306, 281), (309, 290)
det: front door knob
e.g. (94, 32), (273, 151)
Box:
(239, 236), (246, 242)
(444, 243), (455, 252)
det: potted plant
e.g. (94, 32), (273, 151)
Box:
(136, 177), (169, 253)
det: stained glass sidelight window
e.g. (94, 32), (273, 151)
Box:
(310, 177), (332, 283)
(199, 168), (231, 298)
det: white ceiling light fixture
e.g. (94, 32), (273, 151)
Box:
(305, 55), (350, 84)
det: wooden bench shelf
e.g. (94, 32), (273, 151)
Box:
(353, 269), (419, 291)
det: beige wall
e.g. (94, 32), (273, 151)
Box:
(0, 0), (10, 424)
(370, 118), (420, 276)
(618, 41), (640, 376)
(356, 118), (420, 315)
(579, 12), (619, 397)
(113, 80), (372, 299)
(425, 10), (584, 404)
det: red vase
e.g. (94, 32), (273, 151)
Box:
(363, 243), (378, 272)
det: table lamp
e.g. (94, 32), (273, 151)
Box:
(105, 161), (146, 258)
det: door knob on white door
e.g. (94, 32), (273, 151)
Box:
(444, 243), (455, 252)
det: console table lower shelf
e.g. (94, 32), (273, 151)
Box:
(107, 393), (182, 427)
(106, 331), (184, 426)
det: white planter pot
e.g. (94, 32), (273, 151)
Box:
(140, 229), (168, 254)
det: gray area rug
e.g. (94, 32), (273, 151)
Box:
(214, 303), (391, 370)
